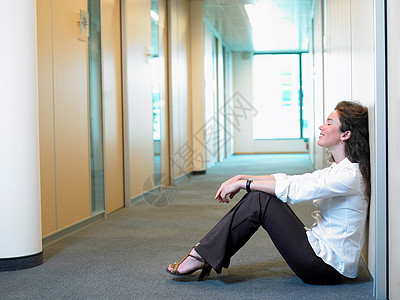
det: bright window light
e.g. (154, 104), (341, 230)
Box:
(253, 54), (300, 139)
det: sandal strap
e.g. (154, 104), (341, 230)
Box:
(169, 250), (205, 274)
(175, 248), (193, 265)
(170, 262), (180, 273)
(188, 254), (205, 266)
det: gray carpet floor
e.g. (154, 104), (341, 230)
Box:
(0, 154), (373, 299)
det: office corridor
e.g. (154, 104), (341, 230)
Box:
(0, 154), (373, 299)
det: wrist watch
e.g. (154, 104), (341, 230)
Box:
(246, 178), (254, 193)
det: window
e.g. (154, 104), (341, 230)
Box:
(253, 53), (310, 139)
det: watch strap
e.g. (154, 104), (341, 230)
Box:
(246, 179), (254, 193)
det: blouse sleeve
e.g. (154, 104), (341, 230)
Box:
(272, 167), (360, 204)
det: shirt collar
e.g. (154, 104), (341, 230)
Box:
(331, 157), (359, 170)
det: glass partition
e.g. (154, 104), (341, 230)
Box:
(151, 0), (161, 186)
(88, 0), (105, 213)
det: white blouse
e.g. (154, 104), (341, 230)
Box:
(273, 158), (368, 278)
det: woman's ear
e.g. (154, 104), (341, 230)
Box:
(342, 130), (351, 141)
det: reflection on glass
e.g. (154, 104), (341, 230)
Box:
(88, 0), (105, 213)
(301, 53), (313, 139)
(151, 0), (161, 186)
(253, 54), (301, 139)
(151, 58), (161, 141)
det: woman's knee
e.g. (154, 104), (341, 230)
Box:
(245, 191), (276, 203)
(240, 191), (281, 219)
(247, 191), (273, 197)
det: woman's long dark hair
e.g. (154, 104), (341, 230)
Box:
(335, 101), (371, 200)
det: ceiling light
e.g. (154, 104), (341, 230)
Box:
(244, 1), (299, 51)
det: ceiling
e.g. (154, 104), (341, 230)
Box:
(203, 0), (314, 52)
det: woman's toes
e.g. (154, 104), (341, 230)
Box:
(167, 264), (175, 273)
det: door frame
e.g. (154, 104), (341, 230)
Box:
(374, 0), (387, 298)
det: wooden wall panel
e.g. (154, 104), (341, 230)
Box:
(102, 0), (124, 213)
(190, 0), (206, 171)
(53, 0), (91, 229)
(123, 0), (154, 200)
(37, 0), (57, 236)
(169, 0), (191, 178)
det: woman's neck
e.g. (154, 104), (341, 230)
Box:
(330, 145), (346, 163)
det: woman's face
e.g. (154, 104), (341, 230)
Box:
(317, 110), (344, 149)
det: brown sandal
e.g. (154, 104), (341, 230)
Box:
(166, 248), (212, 281)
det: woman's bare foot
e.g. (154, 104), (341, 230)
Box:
(167, 248), (204, 274)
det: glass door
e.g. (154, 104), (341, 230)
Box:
(151, 0), (161, 186)
(88, 0), (105, 213)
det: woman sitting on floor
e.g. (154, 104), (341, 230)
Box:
(166, 101), (370, 285)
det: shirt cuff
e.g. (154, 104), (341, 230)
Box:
(272, 173), (288, 202)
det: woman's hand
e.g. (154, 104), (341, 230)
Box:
(214, 175), (240, 202)
(214, 175), (277, 203)
(215, 177), (245, 203)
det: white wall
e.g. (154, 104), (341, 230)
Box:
(322, 0), (375, 278)
(349, 0), (375, 272)
(387, 0), (400, 297)
(324, 1), (352, 111)
(216, 38), (225, 162)
(232, 52), (308, 154)
(224, 50), (234, 157)
(203, 23), (235, 165)
(311, 0), (326, 170)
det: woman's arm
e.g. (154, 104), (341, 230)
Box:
(275, 168), (360, 203)
(215, 175), (276, 203)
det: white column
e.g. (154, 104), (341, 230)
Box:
(0, 1), (42, 270)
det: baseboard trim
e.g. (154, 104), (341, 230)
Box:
(42, 212), (106, 247)
(130, 185), (160, 205)
(0, 251), (43, 272)
(174, 172), (191, 183)
(130, 170), (206, 206)
(191, 170), (206, 175)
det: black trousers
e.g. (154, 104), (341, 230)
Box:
(195, 191), (343, 284)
